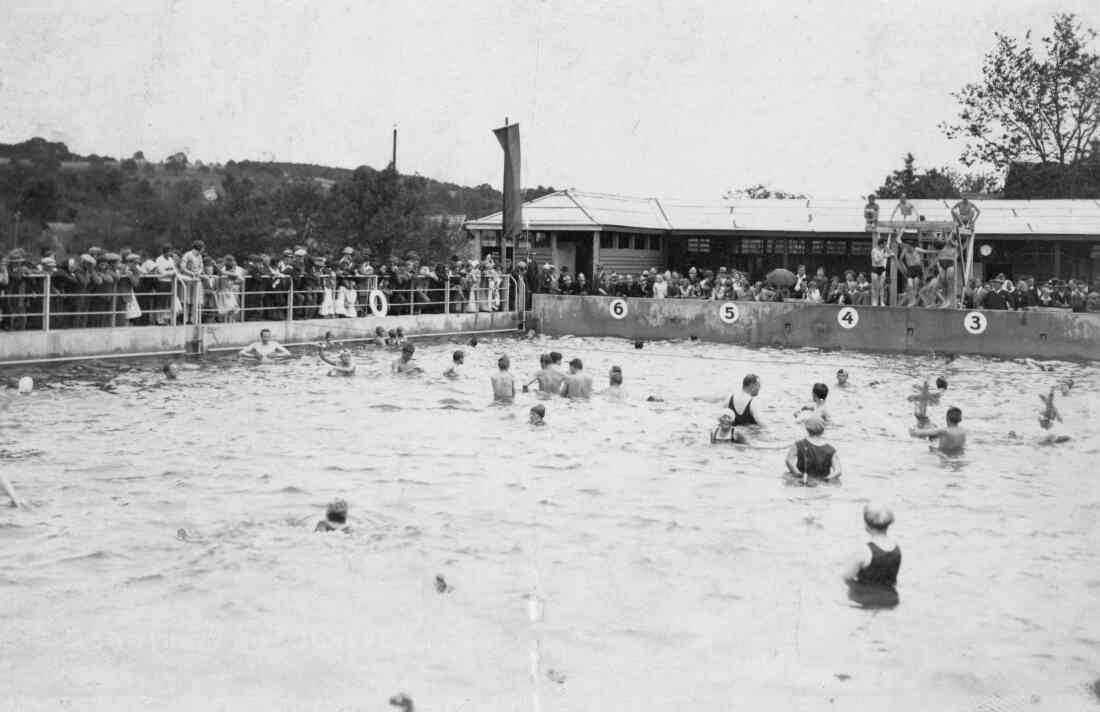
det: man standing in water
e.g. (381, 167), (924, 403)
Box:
(561, 358), (593, 399)
(392, 343), (422, 375)
(523, 354), (563, 395)
(909, 406), (966, 454)
(239, 329), (292, 362)
(319, 347), (356, 377)
(728, 374), (763, 426)
(842, 504), (901, 608)
(490, 356), (515, 404)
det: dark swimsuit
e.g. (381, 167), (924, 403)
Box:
(794, 438), (836, 479)
(856, 542), (901, 588)
(728, 396), (757, 426)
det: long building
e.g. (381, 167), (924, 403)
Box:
(464, 190), (1100, 283)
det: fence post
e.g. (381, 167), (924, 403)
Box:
(43, 273), (51, 332)
(171, 276), (178, 327)
(287, 282), (294, 322)
(444, 277), (450, 313)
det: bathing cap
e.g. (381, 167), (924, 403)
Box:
(530, 404), (546, 417)
(803, 415), (825, 435)
(863, 504), (894, 531)
(720, 408), (735, 421)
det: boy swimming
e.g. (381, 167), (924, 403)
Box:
(319, 346), (356, 376)
(315, 499), (349, 532)
(529, 403), (546, 426)
(443, 350), (465, 379)
(491, 356), (515, 404)
(785, 416), (841, 483)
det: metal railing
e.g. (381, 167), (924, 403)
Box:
(0, 273), (525, 332)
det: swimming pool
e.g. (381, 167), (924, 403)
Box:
(1, 337), (1098, 710)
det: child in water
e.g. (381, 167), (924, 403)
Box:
(529, 404), (546, 426)
(315, 499), (349, 532)
(319, 347), (356, 377)
(842, 504), (901, 608)
(444, 350), (465, 379)
(794, 382), (830, 423)
(710, 409), (748, 444)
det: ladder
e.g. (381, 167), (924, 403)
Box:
(874, 220), (958, 306)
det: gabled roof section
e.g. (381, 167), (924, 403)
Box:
(464, 192), (1100, 236)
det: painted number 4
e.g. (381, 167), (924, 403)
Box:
(964, 311), (987, 335)
(609, 298), (628, 320)
(837, 307), (859, 329)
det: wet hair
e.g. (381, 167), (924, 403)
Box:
(569, 358), (583, 370)
(549, 352), (562, 365)
(946, 407), (962, 424)
(743, 374), (759, 389)
(260, 328), (272, 337)
(375, 326), (385, 336)
(387, 329), (397, 338)
(634, 340), (644, 349)
(530, 404), (546, 418)
(936, 376), (948, 390)
(452, 350), (465, 363)
(539, 353), (551, 367)
(812, 383), (829, 401)
(396, 327), (405, 336)
(863, 504), (894, 532)
(609, 371), (622, 385)
(401, 343), (415, 354)
(162, 363), (178, 378)
(498, 355), (510, 370)
(326, 500), (348, 525)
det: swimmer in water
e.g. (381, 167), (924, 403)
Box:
(392, 343), (423, 375)
(549, 351), (563, 371)
(1059, 378), (1074, 397)
(490, 355), (515, 404)
(371, 326), (387, 347)
(728, 374), (763, 426)
(605, 366), (625, 399)
(794, 382), (830, 423)
(523, 354), (564, 395)
(711, 408), (748, 444)
(529, 403), (546, 426)
(1037, 388), (1071, 445)
(163, 362), (180, 380)
(2, 473), (25, 508)
(319, 346), (356, 376)
(395, 327), (407, 345)
(315, 499), (349, 532)
(785, 415), (841, 484)
(561, 358), (593, 399)
(443, 350), (465, 379)
(239, 329), (292, 363)
(841, 504), (901, 601)
(909, 406), (966, 454)
(836, 369), (849, 387)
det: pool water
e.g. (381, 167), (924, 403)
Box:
(1, 336), (1098, 711)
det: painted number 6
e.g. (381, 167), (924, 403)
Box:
(609, 298), (628, 320)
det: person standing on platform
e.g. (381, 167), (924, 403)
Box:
(951, 198), (981, 230)
(863, 195), (880, 232)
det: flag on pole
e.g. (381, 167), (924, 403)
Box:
(493, 123), (522, 261)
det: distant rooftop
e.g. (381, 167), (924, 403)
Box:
(464, 190), (1100, 236)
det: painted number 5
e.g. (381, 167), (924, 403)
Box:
(837, 307), (859, 329)
(609, 298), (628, 320)
(964, 311), (987, 335)
(719, 302), (740, 324)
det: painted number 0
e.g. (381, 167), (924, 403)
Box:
(609, 298), (628, 320)
(837, 307), (859, 329)
(964, 311), (987, 335)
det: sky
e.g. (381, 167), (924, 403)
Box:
(2, 0), (1099, 200)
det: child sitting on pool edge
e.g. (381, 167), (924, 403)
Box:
(315, 499), (349, 532)
(711, 409), (747, 444)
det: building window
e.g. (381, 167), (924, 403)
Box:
(808, 240), (824, 254)
(634, 236), (647, 250)
(530, 231), (550, 247)
(766, 239), (786, 254)
(850, 240), (871, 256)
(686, 237), (711, 253)
(618, 234), (631, 249)
(787, 239), (805, 255)
(648, 236), (660, 251)
(826, 241), (848, 255)
(740, 239), (763, 254)
(599, 233), (613, 249)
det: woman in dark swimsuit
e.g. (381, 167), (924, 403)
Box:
(784, 416), (841, 483)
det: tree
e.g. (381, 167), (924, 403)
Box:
(875, 153), (1002, 198)
(164, 152), (189, 175)
(723, 184), (807, 199)
(941, 14), (1100, 168)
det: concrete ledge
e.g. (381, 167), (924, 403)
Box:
(0, 311), (521, 364)
(532, 295), (1100, 361)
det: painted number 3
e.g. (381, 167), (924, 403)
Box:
(964, 311), (987, 335)
(609, 298), (628, 319)
(837, 307), (859, 329)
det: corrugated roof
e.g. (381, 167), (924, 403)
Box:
(465, 191), (1100, 236)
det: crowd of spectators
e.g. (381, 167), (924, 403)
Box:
(0, 241), (516, 331)
(525, 261), (1100, 313)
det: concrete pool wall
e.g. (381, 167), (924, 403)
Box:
(0, 311), (521, 365)
(532, 294), (1100, 361)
